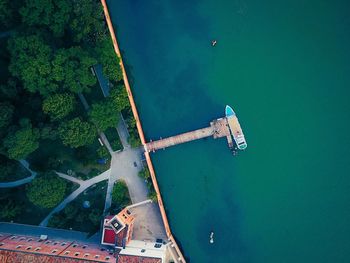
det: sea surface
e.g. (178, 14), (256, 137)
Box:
(107, 1), (350, 262)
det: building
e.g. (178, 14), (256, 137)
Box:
(0, 209), (167, 263)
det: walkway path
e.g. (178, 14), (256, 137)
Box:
(0, 160), (37, 188)
(40, 169), (111, 226)
(103, 147), (146, 213)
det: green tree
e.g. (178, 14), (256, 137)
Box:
(138, 167), (151, 181)
(0, 79), (19, 100)
(70, 0), (105, 43)
(3, 119), (40, 160)
(89, 100), (119, 131)
(42, 93), (75, 120)
(52, 47), (97, 93)
(40, 125), (59, 140)
(8, 35), (57, 95)
(109, 85), (129, 111)
(0, 102), (14, 129)
(0, 0), (13, 28)
(20, 0), (71, 37)
(97, 146), (109, 159)
(0, 156), (17, 181)
(95, 37), (122, 81)
(112, 180), (130, 208)
(88, 209), (101, 226)
(58, 118), (96, 148)
(0, 200), (23, 220)
(26, 172), (67, 208)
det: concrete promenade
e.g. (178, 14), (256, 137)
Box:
(101, 1), (186, 261)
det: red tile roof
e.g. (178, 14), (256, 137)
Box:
(103, 229), (116, 245)
(0, 234), (115, 262)
(0, 250), (97, 263)
(118, 255), (161, 263)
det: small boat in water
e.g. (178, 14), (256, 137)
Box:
(209, 231), (214, 244)
(225, 105), (247, 150)
(211, 40), (217, 46)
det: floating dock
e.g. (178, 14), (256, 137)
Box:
(145, 118), (233, 153)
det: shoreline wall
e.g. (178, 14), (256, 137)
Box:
(100, 1), (186, 262)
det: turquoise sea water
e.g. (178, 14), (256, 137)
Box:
(108, 1), (350, 262)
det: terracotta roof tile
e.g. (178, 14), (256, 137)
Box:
(117, 255), (161, 263)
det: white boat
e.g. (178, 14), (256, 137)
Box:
(209, 231), (214, 244)
(225, 105), (247, 150)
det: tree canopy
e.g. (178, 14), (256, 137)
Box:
(0, 0), (12, 28)
(3, 119), (40, 160)
(112, 180), (131, 208)
(58, 118), (96, 148)
(52, 47), (97, 93)
(0, 200), (23, 220)
(26, 172), (67, 208)
(89, 100), (119, 131)
(8, 35), (57, 96)
(95, 38), (122, 81)
(70, 0), (105, 43)
(20, 0), (71, 37)
(42, 93), (75, 120)
(110, 85), (129, 112)
(0, 102), (14, 129)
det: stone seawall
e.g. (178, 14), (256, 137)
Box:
(100, 1), (186, 262)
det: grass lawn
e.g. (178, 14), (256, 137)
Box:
(28, 139), (110, 178)
(0, 178), (78, 225)
(104, 127), (123, 152)
(48, 180), (107, 234)
(109, 180), (131, 215)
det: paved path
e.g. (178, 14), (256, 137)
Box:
(0, 160), (37, 188)
(40, 170), (111, 226)
(56, 172), (83, 185)
(103, 147), (146, 213)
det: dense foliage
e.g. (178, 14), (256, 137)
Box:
(20, 0), (71, 37)
(0, 0), (12, 28)
(112, 180), (131, 208)
(95, 38), (122, 81)
(89, 100), (119, 131)
(0, 102), (14, 129)
(26, 172), (67, 208)
(52, 47), (97, 93)
(58, 118), (96, 148)
(3, 119), (40, 160)
(8, 35), (56, 96)
(42, 93), (75, 120)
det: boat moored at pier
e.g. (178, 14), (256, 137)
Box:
(225, 105), (247, 150)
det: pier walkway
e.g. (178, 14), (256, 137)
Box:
(145, 117), (232, 152)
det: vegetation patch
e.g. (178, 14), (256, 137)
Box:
(109, 180), (131, 214)
(26, 171), (68, 209)
(138, 167), (157, 202)
(0, 155), (30, 182)
(0, 174), (77, 225)
(48, 181), (107, 235)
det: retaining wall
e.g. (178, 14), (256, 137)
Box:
(100, 1), (186, 262)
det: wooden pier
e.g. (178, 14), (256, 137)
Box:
(145, 117), (233, 152)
